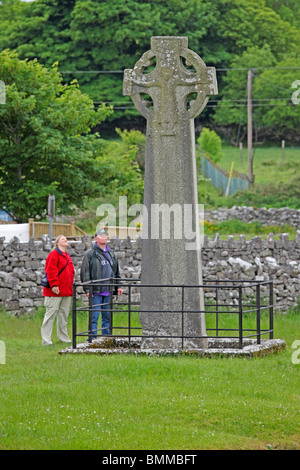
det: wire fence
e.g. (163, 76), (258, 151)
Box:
(200, 154), (250, 196)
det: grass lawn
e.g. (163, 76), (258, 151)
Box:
(0, 308), (299, 450)
(196, 145), (300, 210)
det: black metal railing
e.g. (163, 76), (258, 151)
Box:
(72, 278), (274, 350)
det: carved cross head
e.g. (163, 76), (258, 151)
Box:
(123, 36), (217, 134)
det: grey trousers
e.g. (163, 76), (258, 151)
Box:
(41, 296), (72, 345)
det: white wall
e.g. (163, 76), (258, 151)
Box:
(0, 224), (29, 243)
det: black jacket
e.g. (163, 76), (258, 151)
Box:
(80, 243), (122, 294)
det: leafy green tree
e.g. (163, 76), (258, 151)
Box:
(115, 127), (146, 172)
(1, 0), (299, 134)
(216, 0), (299, 58)
(213, 45), (277, 138)
(265, 0), (300, 28)
(0, 0), (75, 65)
(0, 0), (222, 124)
(67, 0), (222, 123)
(213, 45), (300, 141)
(252, 56), (300, 138)
(0, 50), (142, 222)
(0, 0), (29, 26)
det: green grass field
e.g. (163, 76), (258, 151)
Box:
(196, 145), (300, 211)
(0, 308), (299, 450)
(221, 145), (299, 185)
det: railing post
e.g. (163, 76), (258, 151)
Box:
(256, 283), (261, 345)
(88, 285), (93, 342)
(181, 285), (184, 349)
(216, 281), (219, 337)
(128, 283), (131, 347)
(238, 285), (243, 349)
(269, 281), (274, 339)
(29, 218), (34, 239)
(70, 221), (75, 237)
(109, 278), (114, 336)
(72, 284), (77, 349)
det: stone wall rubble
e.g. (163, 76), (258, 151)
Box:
(205, 206), (300, 229)
(0, 231), (299, 314)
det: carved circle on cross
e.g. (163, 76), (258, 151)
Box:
(124, 40), (216, 122)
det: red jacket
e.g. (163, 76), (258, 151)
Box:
(43, 248), (75, 297)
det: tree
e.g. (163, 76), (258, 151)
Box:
(0, 50), (142, 222)
(1, 0), (299, 134)
(0, 0), (222, 124)
(213, 45), (300, 141)
(213, 45), (277, 139)
(264, 0), (300, 28)
(197, 127), (223, 163)
(0, 0), (75, 65)
(216, 0), (299, 58)
(252, 56), (300, 139)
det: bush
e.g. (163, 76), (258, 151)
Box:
(197, 127), (224, 163)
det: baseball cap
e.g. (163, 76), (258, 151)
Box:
(95, 229), (109, 237)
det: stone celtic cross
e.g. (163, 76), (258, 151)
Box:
(123, 36), (217, 135)
(123, 37), (218, 349)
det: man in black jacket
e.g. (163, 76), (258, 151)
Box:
(80, 229), (123, 337)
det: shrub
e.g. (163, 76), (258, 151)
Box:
(197, 127), (224, 163)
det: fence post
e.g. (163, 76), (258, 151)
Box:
(256, 284), (261, 345)
(72, 284), (77, 349)
(88, 285), (93, 342)
(269, 282), (274, 339)
(128, 283), (131, 347)
(216, 281), (219, 337)
(238, 285), (243, 349)
(29, 218), (34, 239)
(181, 285), (184, 349)
(109, 278), (114, 335)
(70, 221), (75, 237)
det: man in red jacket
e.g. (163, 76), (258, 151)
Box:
(41, 235), (75, 345)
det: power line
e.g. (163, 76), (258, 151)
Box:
(58, 66), (300, 74)
(60, 70), (124, 74)
(103, 102), (297, 110)
(216, 66), (300, 71)
(96, 97), (294, 105)
(207, 102), (296, 107)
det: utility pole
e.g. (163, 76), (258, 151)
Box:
(247, 69), (254, 183)
(48, 195), (55, 248)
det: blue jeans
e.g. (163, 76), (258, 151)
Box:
(91, 295), (111, 337)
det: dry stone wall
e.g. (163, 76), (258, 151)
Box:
(205, 206), (300, 229)
(0, 232), (300, 314)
